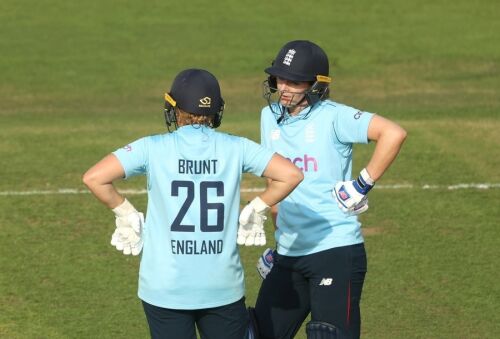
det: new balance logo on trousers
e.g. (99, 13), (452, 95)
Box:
(319, 278), (333, 286)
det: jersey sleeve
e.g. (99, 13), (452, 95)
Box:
(241, 137), (274, 177)
(112, 137), (148, 179)
(333, 107), (374, 144)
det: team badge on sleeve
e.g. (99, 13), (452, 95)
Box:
(353, 111), (364, 120)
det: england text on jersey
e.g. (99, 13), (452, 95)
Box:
(178, 159), (218, 175)
(171, 239), (223, 255)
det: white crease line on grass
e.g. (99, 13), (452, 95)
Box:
(0, 183), (499, 196)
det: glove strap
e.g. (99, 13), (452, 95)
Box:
(353, 168), (375, 195)
(112, 198), (137, 217)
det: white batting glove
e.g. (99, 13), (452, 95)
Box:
(256, 248), (275, 279)
(237, 197), (270, 246)
(111, 199), (144, 256)
(333, 168), (374, 215)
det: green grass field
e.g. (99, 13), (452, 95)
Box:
(1, 0), (499, 338)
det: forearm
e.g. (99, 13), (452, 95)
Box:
(365, 116), (407, 180)
(259, 180), (298, 207)
(270, 205), (278, 230)
(82, 153), (127, 209)
(258, 154), (303, 207)
(86, 181), (124, 209)
(263, 179), (279, 229)
(365, 133), (405, 180)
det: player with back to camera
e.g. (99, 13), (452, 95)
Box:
(82, 68), (303, 339)
(242, 40), (407, 339)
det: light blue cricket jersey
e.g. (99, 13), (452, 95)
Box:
(260, 100), (374, 256)
(113, 125), (274, 310)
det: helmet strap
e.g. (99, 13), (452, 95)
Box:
(164, 106), (178, 132)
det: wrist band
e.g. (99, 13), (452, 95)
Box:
(360, 168), (375, 186)
(112, 198), (137, 217)
(354, 168), (375, 194)
(251, 196), (271, 212)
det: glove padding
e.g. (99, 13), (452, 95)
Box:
(237, 197), (270, 246)
(333, 168), (374, 215)
(256, 248), (275, 279)
(111, 199), (144, 256)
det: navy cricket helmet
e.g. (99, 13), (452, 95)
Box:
(265, 40), (330, 82)
(263, 40), (332, 123)
(164, 69), (225, 129)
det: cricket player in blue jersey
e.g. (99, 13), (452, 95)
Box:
(247, 41), (407, 338)
(83, 68), (303, 339)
